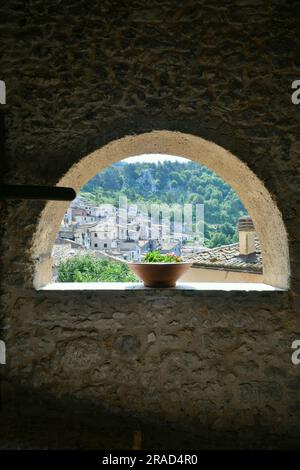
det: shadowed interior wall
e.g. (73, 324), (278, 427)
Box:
(1, 0), (300, 448)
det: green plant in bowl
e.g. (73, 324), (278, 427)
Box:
(143, 251), (182, 263)
(129, 250), (192, 287)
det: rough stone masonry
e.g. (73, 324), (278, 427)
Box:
(0, 0), (300, 449)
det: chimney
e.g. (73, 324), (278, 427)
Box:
(238, 216), (256, 256)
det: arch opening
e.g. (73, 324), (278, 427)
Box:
(32, 131), (290, 289)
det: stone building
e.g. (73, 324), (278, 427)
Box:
(71, 207), (97, 224)
(1, 0), (300, 450)
(89, 221), (118, 251)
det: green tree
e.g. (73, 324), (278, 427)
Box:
(99, 167), (123, 191)
(57, 255), (138, 282)
(207, 232), (229, 248)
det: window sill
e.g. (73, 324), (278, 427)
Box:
(39, 282), (283, 291)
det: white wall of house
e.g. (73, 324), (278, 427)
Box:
(73, 214), (97, 224)
(91, 239), (112, 250)
(96, 204), (117, 218)
(90, 224), (118, 250)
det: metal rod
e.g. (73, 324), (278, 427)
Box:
(0, 185), (76, 201)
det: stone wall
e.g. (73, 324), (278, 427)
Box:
(1, 0), (300, 448)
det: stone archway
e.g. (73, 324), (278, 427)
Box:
(32, 130), (290, 289)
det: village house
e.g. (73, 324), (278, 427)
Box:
(90, 203), (117, 219)
(71, 207), (97, 224)
(73, 222), (97, 248)
(117, 239), (141, 261)
(57, 225), (75, 242)
(89, 221), (118, 251)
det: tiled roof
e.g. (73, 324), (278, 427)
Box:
(52, 244), (98, 267)
(75, 222), (98, 229)
(182, 239), (262, 273)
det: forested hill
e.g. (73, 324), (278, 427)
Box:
(80, 160), (247, 248)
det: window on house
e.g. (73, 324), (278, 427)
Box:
(94, 243), (98, 247)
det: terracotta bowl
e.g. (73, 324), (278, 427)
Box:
(128, 262), (192, 288)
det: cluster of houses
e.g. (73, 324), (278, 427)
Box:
(55, 196), (182, 263)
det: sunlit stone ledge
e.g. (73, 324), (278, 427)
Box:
(39, 282), (283, 291)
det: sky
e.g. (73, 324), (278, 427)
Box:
(122, 154), (190, 164)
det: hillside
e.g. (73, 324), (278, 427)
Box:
(80, 160), (247, 248)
